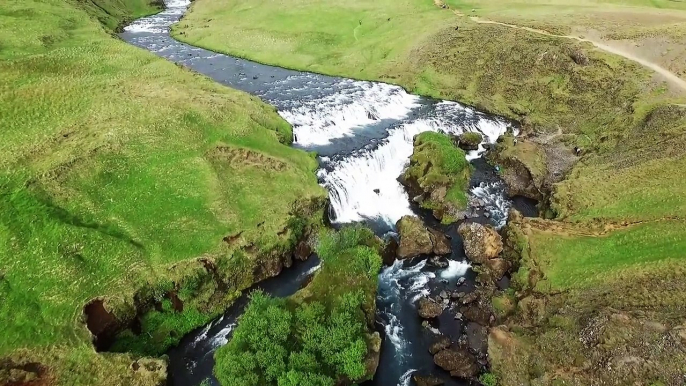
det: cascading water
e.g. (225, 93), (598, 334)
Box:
(121, 2), (518, 385)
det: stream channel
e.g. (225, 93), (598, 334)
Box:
(120, 1), (538, 385)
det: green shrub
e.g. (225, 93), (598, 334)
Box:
(213, 226), (382, 386)
(479, 372), (498, 386)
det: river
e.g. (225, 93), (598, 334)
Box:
(120, 1), (535, 385)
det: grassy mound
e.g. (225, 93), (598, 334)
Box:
(403, 132), (471, 223)
(0, 0), (324, 384)
(213, 226), (382, 386)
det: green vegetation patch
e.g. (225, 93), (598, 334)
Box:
(213, 226), (382, 386)
(529, 221), (686, 291)
(404, 132), (471, 214)
(0, 0), (324, 384)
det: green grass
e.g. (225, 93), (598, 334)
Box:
(405, 132), (471, 211)
(0, 0), (324, 384)
(529, 221), (686, 290)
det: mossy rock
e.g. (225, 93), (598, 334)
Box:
(454, 132), (483, 151)
(488, 135), (547, 200)
(401, 132), (472, 223)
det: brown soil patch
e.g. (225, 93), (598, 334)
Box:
(0, 359), (53, 386)
(209, 145), (289, 171)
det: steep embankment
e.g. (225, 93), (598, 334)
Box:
(0, 0), (324, 385)
(172, 0), (686, 385)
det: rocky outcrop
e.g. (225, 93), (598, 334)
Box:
(359, 332), (382, 383)
(465, 322), (488, 355)
(413, 374), (445, 386)
(453, 132), (483, 151)
(418, 297), (443, 319)
(457, 222), (503, 264)
(429, 335), (451, 354)
(396, 216), (451, 259)
(84, 298), (124, 350)
(487, 135), (546, 201)
(0, 359), (53, 386)
(433, 348), (479, 379)
(399, 132), (471, 223)
(381, 237), (400, 265)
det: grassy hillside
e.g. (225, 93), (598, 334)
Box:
(172, 0), (686, 384)
(0, 0), (324, 384)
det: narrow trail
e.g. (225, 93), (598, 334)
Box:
(468, 16), (686, 93)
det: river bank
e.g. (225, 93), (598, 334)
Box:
(169, 0), (686, 385)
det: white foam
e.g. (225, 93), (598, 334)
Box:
(209, 323), (235, 347)
(471, 181), (511, 229)
(440, 260), (471, 279)
(298, 262), (322, 280)
(321, 102), (508, 227)
(378, 260), (431, 359)
(192, 323), (213, 346)
(124, 0), (190, 34)
(398, 369), (416, 386)
(283, 82), (420, 146)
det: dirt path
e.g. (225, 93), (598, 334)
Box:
(469, 17), (686, 93)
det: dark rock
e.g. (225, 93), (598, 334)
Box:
(433, 348), (479, 379)
(457, 222), (503, 263)
(418, 297), (443, 319)
(429, 256), (449, 268)
(413, 374), (445, 386)
(294, 240), (312, 261)
(429, 335), (451, 354)
(84, 298), (123, 350)
(396, 216), (451, 259)
(381, 237), (399, 265)
(460, 292), (479, 305)
(453, 132), (483, 151)
(396, 216), (433, 258)
(461, 303), (493, 326)
(360, 332), (381, 382)
(465, 322), (488, 355)
(373, 188), (380, 194)
(429, 229), (451, 255)
(484, 258), (509, 280)
(569, 48), (589, 66)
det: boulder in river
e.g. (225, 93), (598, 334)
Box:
(418, 297), (443, 319)
(453, 132), (483, 151)
(381, 237), (399, 265)
(433, 348), (479, 379)
(465, 322), (488, 356)
(413, 374), (445, 386)
(400, 132), (471, 223)
(396, 216), (451, 259)
(429, 335), (451, 355)
(457, 222), (502, 263)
